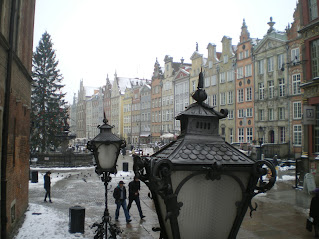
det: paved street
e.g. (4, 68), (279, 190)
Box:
(20, 155), (315, 239)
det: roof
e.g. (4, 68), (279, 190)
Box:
(151, 138), (255, 165)
(84, 86), (99, 97)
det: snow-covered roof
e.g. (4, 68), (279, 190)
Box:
(117, 77), (134, 94)
(84, 86), (99, 97)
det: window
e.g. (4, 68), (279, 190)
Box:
(238, 89), (244, 103)
(244, 50), (249, 58)
(280, 127), (286, 143)
(268, 57), (274, 72)
(204, 77), (210, 87)
(259, 83), (265, 100)
(279, 79), (285, 97)
(268, 108), (274, 121)
(211, 75), (217, 85)
(268, 81), (274, 99)
(278, 107), (285, 120)
(246, 108), (253, 117)
(209, 61), (213, 68)
(292, 74), (301, 95)
(246, 87), (252, 101)
(245, 64), (252, 77)
(220, 92), (226, 105)
(258, 60), (264, 75)
(228, 110), (234, 119)
(311, 39), (319, 78)
(229, 128), (233, 143)
(238, 128), (244, 142)
(238, 109), (244, 118)
(247, 128), (253, 142)
(291, 48), (300, 62)
(212, 94), (217, 106)
(278, 54), (284, 70)
(224, 55), (228, 63)
(259, 109), (264, 121)
(293, 125), (302, 145)
(309, 0), (319, 20)
(220, 72), (226, 83)
(227, 70), (234, 82)
(237, 67), (244, 79)
(239, 52), (243, 60)
(227, 91), (233, 104)
(293, 101), (302, 119)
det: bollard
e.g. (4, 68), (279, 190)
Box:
(31, 171), (38, 183)
(69, 206), (85, 233)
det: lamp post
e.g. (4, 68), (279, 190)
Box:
(87, 117), (125, 239)
(258, 127), (264, 161)
(133, 71), (276, 239)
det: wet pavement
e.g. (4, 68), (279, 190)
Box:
(27, 155), (315, 238)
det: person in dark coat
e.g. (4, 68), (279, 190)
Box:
(310, 188), (319, 237)
(127, 176), (145, 219)
(113, 181), (131, 223)
(44, 171), (52, 203)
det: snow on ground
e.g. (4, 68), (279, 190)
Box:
(14, 203), (88, 239)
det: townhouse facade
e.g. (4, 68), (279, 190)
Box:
(151, 59), (163, 144)
(299, 0), (319, 177)
(123, 86), (132, 145)
(140, 84), (151, 144)
(253, 18), (293, 157)
(0, 1), (36, 237)
(173, 62), (191, 134)
(162, 56), (180, 137)
(218, 36), (236, 142)
(235, 20), (256, 145)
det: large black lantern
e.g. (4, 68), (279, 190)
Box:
(133, 71), (276, 239)
(87, 117), (125, 238)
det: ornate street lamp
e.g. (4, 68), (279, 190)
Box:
(133, 71), (276, 239)
(87, 117), (125, 239)
(258, 126), (265, 161)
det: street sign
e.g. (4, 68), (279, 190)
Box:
(304, 173), (316, 194)
(303, 106), (316, 125)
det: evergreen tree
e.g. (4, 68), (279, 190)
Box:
(31, 31), (69, 153)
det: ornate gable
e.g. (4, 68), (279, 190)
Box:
(190, 51), (203, 60)
(174, 69), (190, 81)
(254, 36), (287, 54)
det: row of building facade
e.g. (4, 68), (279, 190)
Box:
(70, 1), (318, 163)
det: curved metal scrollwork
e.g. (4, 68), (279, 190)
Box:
(253, 160), (277, 193)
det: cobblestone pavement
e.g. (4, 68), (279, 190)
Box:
(27, 155), (315, 239)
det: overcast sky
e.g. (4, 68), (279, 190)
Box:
(33, 0), (298, 103)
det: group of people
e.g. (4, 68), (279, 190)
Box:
(113, 176), (145, 223)
(43, 171), (145, 223)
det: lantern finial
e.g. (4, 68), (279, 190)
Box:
(191, 68), (207, 104)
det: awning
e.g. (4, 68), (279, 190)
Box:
(140, 133), (150, 137)
(160, 133), (174, 139)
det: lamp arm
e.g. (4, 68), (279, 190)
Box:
(253, 160), (277, 193)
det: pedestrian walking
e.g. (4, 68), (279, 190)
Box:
(128, 176), (145, 219)
(44, 171), (52, 203)
(113, 181), (131, 223)
(310, 188), (319, 237)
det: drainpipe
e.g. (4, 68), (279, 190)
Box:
(2, 1), (17, 238)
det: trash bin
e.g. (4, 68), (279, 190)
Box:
(123, 162), (128, 172)
(69, 206), (85, 233)
(31, 171), (38, 183)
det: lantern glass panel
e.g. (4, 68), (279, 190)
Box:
(157, 171), (251, 239)
(96, 143), (119, 170)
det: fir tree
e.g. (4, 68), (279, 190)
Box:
(31, 31), (69, 153)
